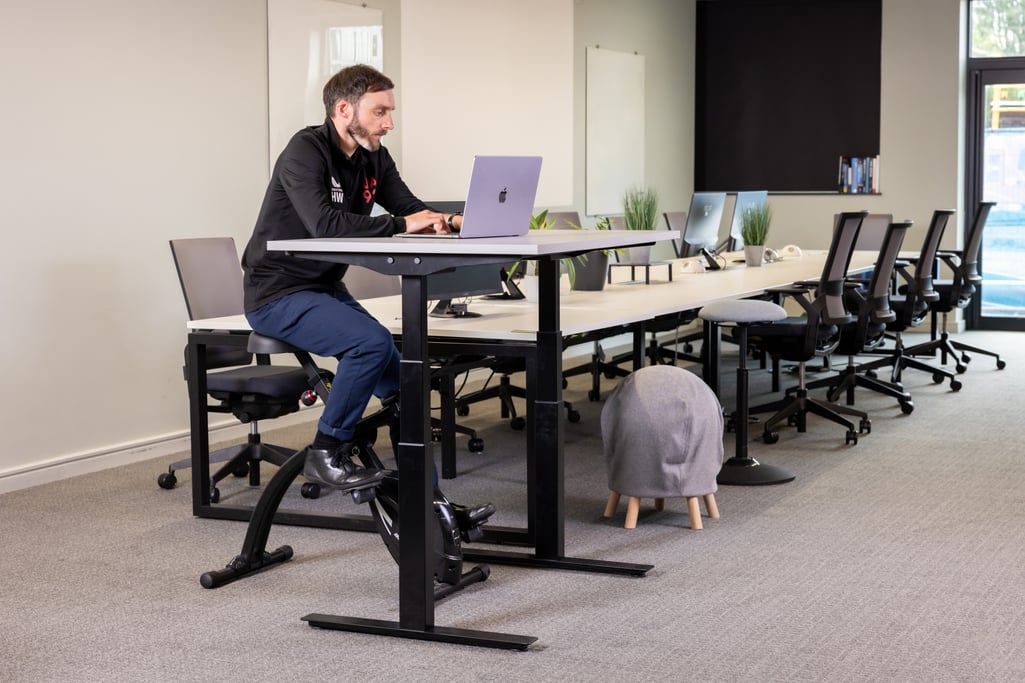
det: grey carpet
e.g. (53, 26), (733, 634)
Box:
(3, 331), (1023, 682)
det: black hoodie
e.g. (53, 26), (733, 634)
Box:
(242, 118), (427, 311)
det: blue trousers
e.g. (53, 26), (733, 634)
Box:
(246, 288), (400, 443)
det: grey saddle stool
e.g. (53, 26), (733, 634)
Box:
(699, 298), (793, 485)
(601, 364), (723, 530)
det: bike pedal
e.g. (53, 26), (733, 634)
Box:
(350, 487), (377, 505)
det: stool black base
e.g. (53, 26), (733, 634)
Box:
(717, 456), (795, 486)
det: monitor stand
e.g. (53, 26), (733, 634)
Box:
(484, 267), (525, 301)
(430, 299), (482, 318)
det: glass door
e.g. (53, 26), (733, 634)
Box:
(967, 70), (1025, 329)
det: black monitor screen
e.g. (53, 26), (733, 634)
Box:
(426, 264), (503, 318)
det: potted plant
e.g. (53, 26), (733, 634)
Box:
(569, 216), (611, 291)
(621, 187), (659, 264)
(740, 203), (772, 267)
(508, 210), (590, 297)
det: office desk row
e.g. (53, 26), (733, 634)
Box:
(184, 234), (876, 649)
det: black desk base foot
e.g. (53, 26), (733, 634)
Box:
(717, 457), (795, 486)
(302, 614), (537, 650)
(463, 549), (653, 577)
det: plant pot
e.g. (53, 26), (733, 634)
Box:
(571, 251), (609, 291)
(621, 244), (652, 265)
(744, 244), (766, 267)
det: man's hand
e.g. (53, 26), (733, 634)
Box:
(404, 209), (450, 234)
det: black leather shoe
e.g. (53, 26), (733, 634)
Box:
(303, 443), (384, 492)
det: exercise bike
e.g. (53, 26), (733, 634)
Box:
(199, 381), (490, 597)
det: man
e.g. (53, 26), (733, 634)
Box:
(242, 65), (491, 532)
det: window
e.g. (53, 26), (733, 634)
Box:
(971, 0), (1025, 58)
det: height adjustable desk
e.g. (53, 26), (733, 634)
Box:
(267, 230), (677, 649)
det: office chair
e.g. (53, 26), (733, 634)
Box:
(856, 210), (963, 391)
(745, 211), (872, 445)
(159, 237), (315, 501)
(904, 201), (1005, 373)
(804, 220), (915, 413)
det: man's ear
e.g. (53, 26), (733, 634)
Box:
(332, 98), (351, 122)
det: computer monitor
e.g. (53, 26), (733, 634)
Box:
(680, 192), (727, 256)
(426, 263), (504, 318)
(724, 190), (768, 251)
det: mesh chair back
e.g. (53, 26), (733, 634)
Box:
(817, 211), (867, 323)
(170, 237), (252, 368)
(662, 211), (688, 258)
(960, 201), (995, 290)
(866, 221), (913, 324)
(170, 237), (245, 320)
(546, 211), (582, 231)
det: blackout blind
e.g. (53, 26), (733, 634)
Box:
(695, 0), (881, 192)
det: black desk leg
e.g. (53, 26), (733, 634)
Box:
(464, 257), (653, 578)
(301, 273), (536, 650)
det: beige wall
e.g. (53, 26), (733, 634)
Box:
(0, 0), (969, 491)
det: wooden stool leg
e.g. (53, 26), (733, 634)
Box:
(654, 497), (665, 511)
(604, 491), (621, 518)
(687, 496), (703, 530)
(625, 496), (641, 529)
(704, 493), (720, 519)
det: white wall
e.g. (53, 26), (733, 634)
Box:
(398, 0), (575, 207)
(0, 0), (270, 490)
(0, 0), (969, 491)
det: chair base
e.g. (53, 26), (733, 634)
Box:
(752, 387), (870, 445)
(159, 434), (296, 501)
(604, 491), (719, 530)
(716, 456), (796, 486)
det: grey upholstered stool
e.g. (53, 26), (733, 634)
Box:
(699, 298), (795, 486)
(601, 365), (723, 530)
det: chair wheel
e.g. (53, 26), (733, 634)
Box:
(588, 389), (601, 401)
(567, 409), (581, 423)
(961, 353), (971, 364)
(950, 379), (962, 391)
(562, 378), (568, 389)
(510, 416), (526, 430)
(932, 373), (946, 384)
(846, 430), (858, 445)
(157, 472), (177, 490)
(468, 437), (485, 453)
(955, 364), (967, 374)
(997, 359), (1006, 370)
(231, 461), (249, 478)
(859, 418), (871, 434)
(865, 369), (878, 379)
(301, 482), (321, 499)
(763, 431), (779, 444)
(900, 400), (914, 414)
(457, 405), (470, 416)
(210, 486), (221, 503)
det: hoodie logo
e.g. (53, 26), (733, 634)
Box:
(331, 176), (344, 204)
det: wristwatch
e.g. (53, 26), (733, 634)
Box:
(446, 212), (462, 231)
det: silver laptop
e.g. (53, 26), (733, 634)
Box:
(397, 155), (542, 239)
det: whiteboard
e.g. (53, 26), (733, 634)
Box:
(586, 47), (645, 216)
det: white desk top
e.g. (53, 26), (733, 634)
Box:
(189, 250), (878, 343)
(269, 229), (679, 258)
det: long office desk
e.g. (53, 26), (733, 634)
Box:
(185, 242), (876, 649)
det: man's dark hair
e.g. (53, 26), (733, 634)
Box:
(323, 64), (394, 117)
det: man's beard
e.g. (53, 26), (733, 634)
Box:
(348, 119), (381, 152)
